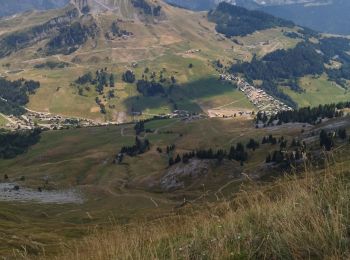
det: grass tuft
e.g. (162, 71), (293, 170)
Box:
(47, 159), (350, 259)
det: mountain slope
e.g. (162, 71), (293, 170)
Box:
(2, 2), (350, 258)
(0, 0), (69, 17)
(208, 2), (294, 37)
(0, 0), (248, 122)
(0, 1), (348, 122)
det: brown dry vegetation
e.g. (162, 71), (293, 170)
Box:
(24, 158), (350, 260)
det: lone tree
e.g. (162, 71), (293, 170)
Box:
(338, 128), (347, 140)
(109, 74), (115, 87)
(246, 138), (259, 151)
(320, 130), (334, 151)
(122, 70), (136, 83)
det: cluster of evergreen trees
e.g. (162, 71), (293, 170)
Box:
(319, 128), (348, 151)
(246, 138), (260, 151)
(131, 0), (162, 16)
(0, 99), (25, 116)
(327, 64), (350, 88)
(136, 80), (165, 96)
(169, 148), (228, 166)
(265, 137), (306, 168)
(208, 2), (294, 37)
(262, 134), (278, 145)
(105, 21), (133, 39)
(134, 120), (145, 135)
(319, 37), (350, 63)
(169, 142), (250, 167)
(95, 97), (106, 114)
(120, 137), (150, 157)
(122, 70), (136, 84)
(228, 143), (248, 164)
(75, 68), (115, 95)
(268, 103), (348, 125)
(34, 61), (70, 69)
(166, 144), (176, 155)
(266, 149), (304, 167)
(0, 129), (41, 159)
(46, 20), (98, 55)
(0, 78), (40, 115)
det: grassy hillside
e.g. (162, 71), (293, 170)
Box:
(2, 2), (350, 259)
(0, 113), (8, 127)
(0, 1), (302, 121)
(55, 160), (350, 259)
(283, 75), (350, 108)
(1, 114), (350, 257)
(0, 2), (348, 119)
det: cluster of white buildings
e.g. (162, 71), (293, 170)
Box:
(3, 110), (121, 131)
(220, 74), (293, 116)
(4, 115), (35, 130)
(185, 49), (201, 54)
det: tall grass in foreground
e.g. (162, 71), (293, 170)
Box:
(56, 163), (350, 259)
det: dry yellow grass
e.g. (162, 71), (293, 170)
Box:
(21, 158), (350, 260)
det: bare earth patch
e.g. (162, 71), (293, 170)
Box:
(0, 183), (84, 204)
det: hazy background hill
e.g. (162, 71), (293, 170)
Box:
(0, 0), (69, 17)
(260, 0), (350, 35)
(166, 0), (350, 35)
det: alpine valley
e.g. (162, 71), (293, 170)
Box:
(1, 1), (350, 259)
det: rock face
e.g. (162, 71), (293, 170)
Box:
(160, 158), (245, 191)
(160, 159), (211, 191)
(0, 0), (70, 17)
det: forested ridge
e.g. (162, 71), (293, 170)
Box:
(46, 18), (98, 55)
(207, 3), (350, 106)
(0, 78), (40, 115)
(230, 36), (350, 105)
(131, 0), (162, 16)
(208, 2), (294, 37)
(0, 129), (41, 159)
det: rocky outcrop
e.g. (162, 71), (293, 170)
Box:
(160, 159), (212, 191)
(159, 159), (242, 192)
